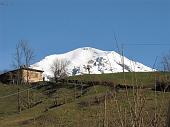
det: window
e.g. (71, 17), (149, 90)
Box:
(30, 72), (38, 78)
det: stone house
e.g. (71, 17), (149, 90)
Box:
(0, 67), (44, 84)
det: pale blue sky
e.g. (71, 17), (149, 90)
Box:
(0, 0), (170, 70)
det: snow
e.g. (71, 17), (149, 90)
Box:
(30, 47), (155, 80)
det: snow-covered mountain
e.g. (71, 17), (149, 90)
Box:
(31, 47), (154, 79)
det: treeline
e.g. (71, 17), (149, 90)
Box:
(58, 78), (170, 92)
(59, 79), (135, 89)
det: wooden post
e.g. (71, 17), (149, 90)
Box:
(81, 83), (83, 96)
(27, 89), (30, 109)
(167, 101), (170, 127)
(54, 97), (57, 106)
(74, 84), (76, 100)
(33, 92), (35, 103)
(17, 88), (21, 113)
(26, 69), (29, 84)
(104, 94), (107, 127)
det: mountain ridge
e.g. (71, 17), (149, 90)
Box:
(31, 47), (154, 80)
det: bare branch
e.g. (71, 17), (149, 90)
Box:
(13, 41), (23, 69)
(161, 52), (170, 72)
(50, 59), (69, 82)
(13, 40), (35, 84)
(20, 40), (34, 67)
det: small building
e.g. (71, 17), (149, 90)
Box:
(0, 67), (44, 84)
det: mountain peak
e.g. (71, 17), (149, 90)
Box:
(81, 47), (93, 50)
(31, 47), (154, 80)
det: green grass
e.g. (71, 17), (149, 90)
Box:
(0, 80), (170, 127)
(0, 84), (28, 116)
(67, 72), (170, 87)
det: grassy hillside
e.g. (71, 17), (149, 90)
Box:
(0, 80), (170, 127)
(67, 72), (170, 88)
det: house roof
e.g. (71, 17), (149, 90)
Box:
(0, 67), (44, 76)
(18, 67), (44, 72)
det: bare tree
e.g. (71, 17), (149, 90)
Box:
(21, 41), (34, 68)
(12, 41), (34, 113)
(13, 42), (24, 85)
(50, 59), (69, 83)
(13, 42), (23, 69)
(21, 41), (34, 83)
(162, 53), (170, 72)
(13, 40), (34, 83)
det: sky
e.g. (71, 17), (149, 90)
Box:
(0, 0), (170, 70)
